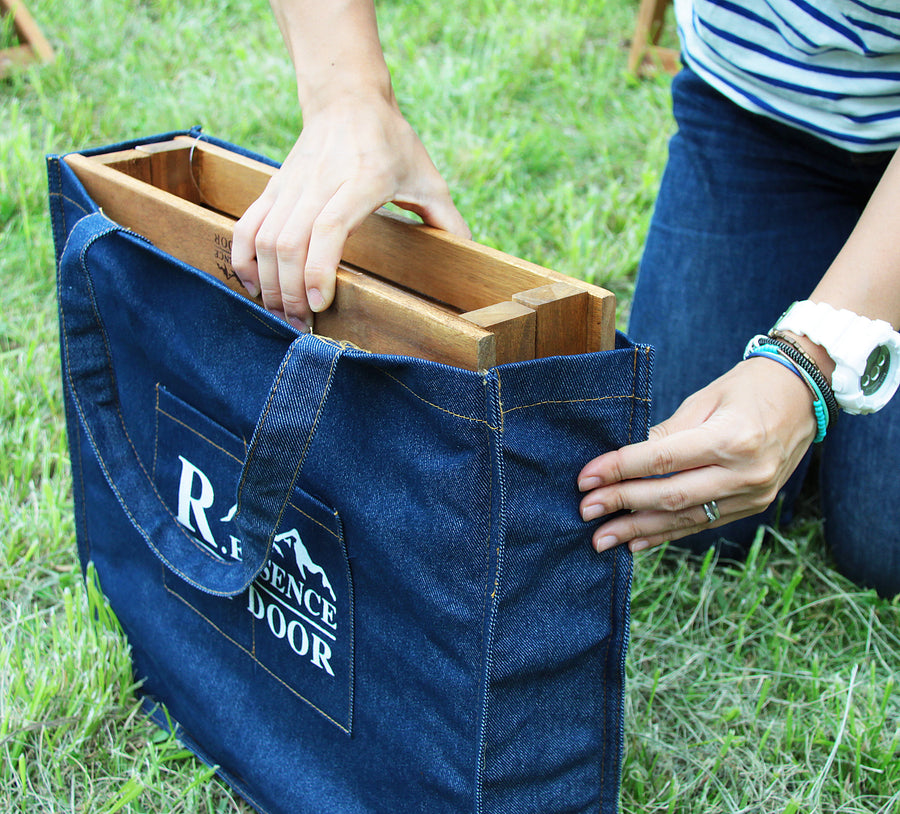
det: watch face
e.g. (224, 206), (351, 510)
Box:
(862, 345), (891, 396)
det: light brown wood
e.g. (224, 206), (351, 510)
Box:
(65, 153), (242, 290)
(461, 301), (537, 365)
(512, 283), (589, 358)
(65, 136), (617, 364)
(320, 266), (499, 369)
(173, 135), (271, 214)
(92, 148), (154, 183)
(96, 143), (199, 203)
(627, 0), (679, 77)
(63, 153), (498, 370)
(0, 42), (31, 72)
(173, 137), (617, 351)
(0, 0), (54, 77)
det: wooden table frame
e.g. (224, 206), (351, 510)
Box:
(65, 136), (616, 370)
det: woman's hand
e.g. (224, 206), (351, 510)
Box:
(231, 93), (469, 331)
(577, 358), (818, 553)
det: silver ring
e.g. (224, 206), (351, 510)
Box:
(702, 501), (720, 524)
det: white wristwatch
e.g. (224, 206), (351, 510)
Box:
(773, 300), (900, 414)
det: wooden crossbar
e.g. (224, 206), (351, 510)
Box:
(65, 136), (616, 368)
(627, 0), (679, 77)
(167, 137), (615, 352)
(0, 0), (54, 77)
(65, 152), (504, 370)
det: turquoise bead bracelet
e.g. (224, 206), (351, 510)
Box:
(744, 337), (829, 443)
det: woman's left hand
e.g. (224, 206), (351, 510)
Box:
(577, 358), (819, 553)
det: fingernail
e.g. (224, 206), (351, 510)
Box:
(630, 540), (650, 553)
(288, 316), (312, 334)
(308, 288), (325, 313)
(581, 504), (605, 522)
(578, 477), (601, 492)
(242, 280), (260, 299)
(594, 534), (617, 553)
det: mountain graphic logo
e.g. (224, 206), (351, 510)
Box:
(273, 528), (337, 602)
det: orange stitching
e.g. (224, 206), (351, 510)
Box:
(374, 367), (498, 430)
(286, 500), (341, 540)
(162, 579), (351, 733)
(156, 406), (244, 464)
(626, 346), (639, 444)
(501, 393), (651, 417)
(152, 385), (161, 478)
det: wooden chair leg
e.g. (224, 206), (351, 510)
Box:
(0, 0), (54, 78)
(627, 0), (679, 77)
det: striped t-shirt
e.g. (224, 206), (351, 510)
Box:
(676, 0), (900, 151)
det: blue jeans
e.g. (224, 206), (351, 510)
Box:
(628, 67), (900, 597)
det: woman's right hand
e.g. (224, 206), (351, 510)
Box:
(231, 91), (470, 331)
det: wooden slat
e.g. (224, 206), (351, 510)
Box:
(65, 153), (243, 291)
(174, 137), (616, 351)
(627, 0), (679, 77)
(63, 153), (498, 370)
(460, 301), (536, 365)
(512, 283), (588, 358)
(0, 42), (31, 72)
(173, 135), (270, 214)
(627, 0), (666, 75)
(0, 0), (54, 77)
(355, 210), (616, 352)
(132, 142), (199, 204)
(320, 266), (497, 369)
(71, 137), (617, 357)
(95, 144), (199, 203)
(93, 149), (154, 184)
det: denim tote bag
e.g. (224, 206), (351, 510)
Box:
(47, 131), (652, 814)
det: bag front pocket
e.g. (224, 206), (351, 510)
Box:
(153, 384), (354, 733)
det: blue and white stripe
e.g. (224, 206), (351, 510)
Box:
(676, 0), (900, 151)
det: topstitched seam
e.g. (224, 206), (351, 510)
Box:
(67, 230), (236, 580)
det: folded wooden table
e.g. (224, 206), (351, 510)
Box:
(65, 137), (615, 370)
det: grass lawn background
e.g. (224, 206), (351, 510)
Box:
(2, 0), (898, 811)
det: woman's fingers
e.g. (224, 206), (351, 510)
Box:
(231, 96), (469, 331)
(231, 192), (270, 300)
(578, 359), (819, 554)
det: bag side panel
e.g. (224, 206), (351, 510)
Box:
(478, 344), (653, 814)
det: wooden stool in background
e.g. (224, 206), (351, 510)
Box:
(1, 0), (54, 78)
(627, 0), (679, 77)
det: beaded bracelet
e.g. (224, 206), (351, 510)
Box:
(743, 336), (831, 443)
(763, 335), (839, 428)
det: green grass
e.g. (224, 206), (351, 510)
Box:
(1, 10), (18, 52)
(1, 0), (897, 811)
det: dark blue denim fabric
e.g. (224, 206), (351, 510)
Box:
(48, 131), (653, 813)
(629, 68), (900, 596)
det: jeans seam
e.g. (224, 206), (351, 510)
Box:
(161, 576), (352, 733)
(475, 369), (506, 814)
(157, 404), (245, 465)
(501, 393), (650, 417)
(375, 367), (497, 429)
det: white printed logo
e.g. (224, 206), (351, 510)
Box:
(175, 455), (338, 677)
(273, 529), (337, 602)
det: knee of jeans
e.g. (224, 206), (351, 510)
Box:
(826, 524), (900, 599)
(666, 515), (762, 562)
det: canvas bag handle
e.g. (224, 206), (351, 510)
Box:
(57, 212), (343, 597)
